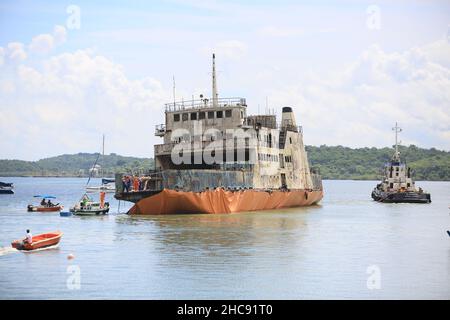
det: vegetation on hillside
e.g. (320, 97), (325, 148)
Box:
(306, 145), (450, 181)
(0, 145), (449, 180)
(0, 153), (154, 177)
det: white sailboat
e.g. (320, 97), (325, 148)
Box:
(86, 134), (116, 193)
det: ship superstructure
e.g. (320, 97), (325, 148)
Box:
(371, 123), (431, 203)
(115, 54), (323, 214)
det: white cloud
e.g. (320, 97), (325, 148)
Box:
(28, 25), (67, 55)
(7, 42), (27, 61)
(270, 41), (450, 150)
(29, 34), (55, 55)
(0, 47), (4, 66)
(53, 25), (67, 45)
(0, 49), (171, 160)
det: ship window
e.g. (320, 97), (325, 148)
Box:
(407, 183), (410, 187)
(217, 111), (223, 118)
(390, 183), (393, 188)
(174, 114), (180, 122)
(182, 113), (188, 121)
(289, 137), (292, 144)
(208, 111), (214, 119)
(190, 112), (197, 120)
(225, 109), (232, 118)
(199, 112), (205, 120)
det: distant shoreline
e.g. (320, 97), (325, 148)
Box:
(0, 175), (448, 182)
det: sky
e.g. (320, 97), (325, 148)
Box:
(0, 0), (449, 160)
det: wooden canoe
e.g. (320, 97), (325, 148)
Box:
(11, 231), (63, 251)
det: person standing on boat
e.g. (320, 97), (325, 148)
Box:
(133, 176), (139, 192)
(24, 229), (32, 244)
(40, 198), (47, 206)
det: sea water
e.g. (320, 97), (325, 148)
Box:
(0, 177), (449, 299)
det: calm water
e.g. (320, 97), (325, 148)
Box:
(0, 177), (449, 299)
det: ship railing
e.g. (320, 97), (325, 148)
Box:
(165, 97), (247, 112)
(243, 118), (303, 133)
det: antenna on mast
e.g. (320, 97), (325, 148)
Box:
(212, 53), (218, 108)
(392, 122), (402, 161)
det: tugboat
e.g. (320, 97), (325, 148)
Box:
(371, 123), (431, 204)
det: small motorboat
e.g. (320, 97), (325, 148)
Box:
(60, 211), (72, 217)
(27, 195), (63, 212)
(0, 182), (14, 194)
(70, 192), (110, 216)
(11, 231), (63, 251)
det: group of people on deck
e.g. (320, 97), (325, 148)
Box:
(40, 198), (55, 207)
(122, 175), (143, 192)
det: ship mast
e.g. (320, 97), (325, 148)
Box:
(392, 122), (402, 161)
(212, 53), (218, 108)
(102, 133), (105, 178)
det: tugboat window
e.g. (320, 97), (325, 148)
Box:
(191, 112), (197, 120)
(174, 114), (180, 122)
(225, 109), (232, 118)
(182, 113), (188, 121)
(199, 112), (206, 119)
(208, 111), (214, 119)
(217, 111), (223, 118)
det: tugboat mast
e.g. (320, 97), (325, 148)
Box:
(392, 122), (402, 161)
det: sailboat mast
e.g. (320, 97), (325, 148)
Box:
(102, 134), (105, 178)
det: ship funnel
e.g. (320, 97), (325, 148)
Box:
(281, 106), (297, 128)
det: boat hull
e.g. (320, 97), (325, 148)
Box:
(128, 188), (323, 215)
(71, 208), (109, 216)
(27, 205), (63, 212)
(0, 189), (14, 194)
(371, 189), (431, 203)
(11, 231), (62, 251)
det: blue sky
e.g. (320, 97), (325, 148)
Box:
(1, 0), (449, 160)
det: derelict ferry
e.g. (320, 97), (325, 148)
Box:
(371, 123), (431, 204)
(115, 54), (323, 214)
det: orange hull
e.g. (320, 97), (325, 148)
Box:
(11, 231), (63, 251)
(28, 205), (63, 212)
(128, 188), (323, 215)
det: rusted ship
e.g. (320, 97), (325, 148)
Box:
(115, 54), (323, 214)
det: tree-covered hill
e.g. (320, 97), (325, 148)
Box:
(306, 145), (450, 181)
(0, 145), (449, 180)
(0, 153), (154, 177)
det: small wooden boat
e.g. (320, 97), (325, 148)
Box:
(27, 195), (63, 212)
(11, 231), (63, 251)
(27, 204), (63, 212)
